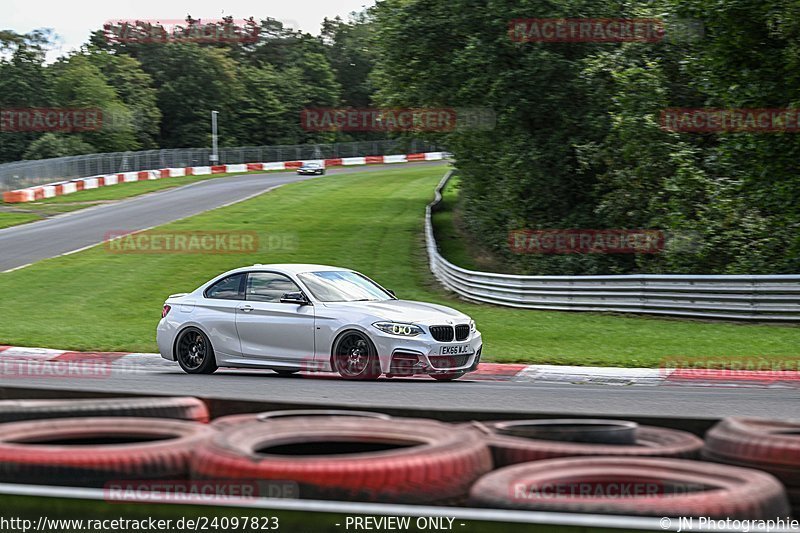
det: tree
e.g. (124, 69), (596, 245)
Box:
(88, 52), (161, 149)
(23, 133), (95, 159)
(50, 54), (138, 153)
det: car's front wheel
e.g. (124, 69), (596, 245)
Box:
(332, 331), (381, 380)
(176, 327), (218, 374)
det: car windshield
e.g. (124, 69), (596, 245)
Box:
(297, 271), (392, 302)
(305, 163), (320, 168)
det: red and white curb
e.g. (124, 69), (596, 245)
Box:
(0, 346), (797, 387)
(2, 152), (448, 203)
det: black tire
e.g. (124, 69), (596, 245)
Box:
(483, 421), (703, 466)
(468, 457), (790, 519)
(193, 416), (492, 504)
(0, 417), (215, 487)
(432, 372), (465, 381)
(332, 331), (381, 380)
(212, 409), (391, 430)
(274, 369), (299, 376)
(175, 327), (218, 374)
(0, 397), (209, 423)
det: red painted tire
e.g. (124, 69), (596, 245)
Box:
(193, 417), (492, 503)
(0, 397), (209, 423)
(702, 449), (800, 486)
(0, 417), (215, 486)
(212, 409), (390, 430)
(704, 418), (800, 468)
(469, 457), (790, 519)
(479, 421), (703, 466)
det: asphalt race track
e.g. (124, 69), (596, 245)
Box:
(0, 161), (447, 272)
(0, 366), (795, 420)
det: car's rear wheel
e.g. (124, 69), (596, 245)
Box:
(333, 331), (381, 380)
(432, 372), (465, 381)
(176, 327), (218, 374)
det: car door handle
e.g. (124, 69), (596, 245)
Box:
(239, 305), (254, 313)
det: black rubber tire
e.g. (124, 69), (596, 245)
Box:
(193, 416), (492, 504)
(432, 372), (465, 381)
(480, 420), (703, 466)
(212, 409), (391, 430)
(490, 419), (638, 445)
(331, 331), (381, 380)
(702, 448), (800, 486)
(0, 417), (215, 487)
(176, 327), (218, 374)
(468, 457), (790, 519)
(704, 417), (800, 470)
(0, 397), (209, 424)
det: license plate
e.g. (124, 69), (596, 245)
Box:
(440, 345), (473, 356)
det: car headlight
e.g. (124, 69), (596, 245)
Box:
(469, 320), (476, 332)
(372, 322), (423, 337)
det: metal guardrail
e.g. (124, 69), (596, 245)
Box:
(425, 172), (800, 321)
(0, 139), (441, 192)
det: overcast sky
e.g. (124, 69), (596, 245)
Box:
(5, 0), (375, 61)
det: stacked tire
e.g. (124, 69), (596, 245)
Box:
(0, 417), (214, 486)
(0, 396), (209, 423)
(476, 419), (704, 466)
(704, 417), (800, 517)
(0, 397), (212, 487)
(465, 418), (792, 518)
(469, 456), (790, 518)
(194, 415), (492, 504)
(212, 409), (390, 430)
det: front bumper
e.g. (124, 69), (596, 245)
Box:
(369, 330), (483, 376)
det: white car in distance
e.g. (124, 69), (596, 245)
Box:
(157, 264), (483, 380)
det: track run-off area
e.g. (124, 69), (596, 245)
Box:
(0, 160), (798, 422)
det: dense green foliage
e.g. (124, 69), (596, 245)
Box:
(0, 16), (370, 160)
(3, 3), (799, 275)
(371, 0), (800, 274)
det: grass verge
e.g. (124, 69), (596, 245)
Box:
(0, 170), (268, 229)
(0, 165), (798, 366)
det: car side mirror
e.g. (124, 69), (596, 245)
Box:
(387, 289), (396, 297)
(280, 292), (310, 305)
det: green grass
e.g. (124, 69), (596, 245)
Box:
(0, 170), (273, 229)
(0, 164), (798, 366)
(0, 212), (41, 229)
(35, 171), (256, 205)
(430, 176), (479, 270)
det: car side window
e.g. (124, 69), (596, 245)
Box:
(246, 272), (301, 303)
(205, 273), (245, 300)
